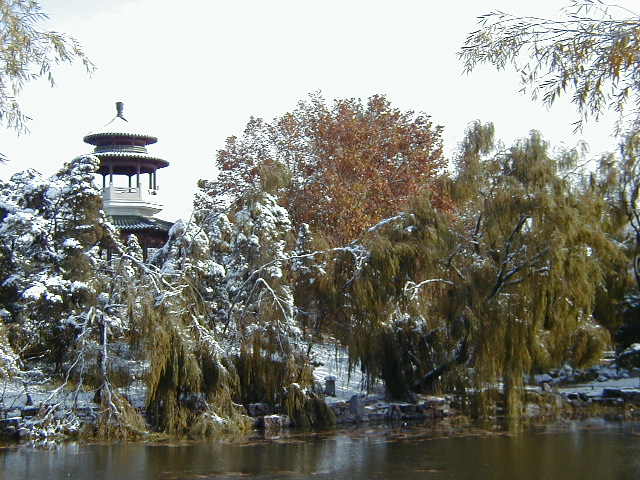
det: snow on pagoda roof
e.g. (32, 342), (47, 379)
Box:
(83, 102), (158, 145)
(92, 151), (169, 165)
(110, 215), (173, 233)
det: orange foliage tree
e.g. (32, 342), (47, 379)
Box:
(212, 93), (448, 245)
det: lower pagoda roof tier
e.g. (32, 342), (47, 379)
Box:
(95, 152), (169, 175)
(111, 215), (173, 233)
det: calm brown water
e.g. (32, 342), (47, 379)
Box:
(2, 420), (640, 480)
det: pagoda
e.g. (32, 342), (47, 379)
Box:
(84, 102), (173, 257)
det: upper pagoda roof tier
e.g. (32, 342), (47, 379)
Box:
(83, 102), (158, 146)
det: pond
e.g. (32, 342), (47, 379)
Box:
(2, 420), (640, 480)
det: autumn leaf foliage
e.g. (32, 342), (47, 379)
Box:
(212, 93), (448, 244)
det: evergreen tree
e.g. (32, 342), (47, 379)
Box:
(0, 156), (108, 370)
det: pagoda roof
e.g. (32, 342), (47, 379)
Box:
(84, 103), (158, 145)
(94, 152), (170, 173)
(110, 215), (173, 233)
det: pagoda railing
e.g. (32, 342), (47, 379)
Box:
(94, 144), (148, 154)
(101, 185), (163, 216)
(102, 185), (159, 201)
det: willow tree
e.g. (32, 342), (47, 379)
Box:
(138, 220), (251, 437)
(447, 122), (620, 416)
(616, 131), (640, 287)
(314, 123), (620, 417)
(460, 2), (640, 353)
(605, 130), (640, 347)
(223, 189), (315, 404)
(460, 1), (640, 132)
(0, 156), (152, 439)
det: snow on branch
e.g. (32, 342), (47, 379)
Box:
(404, 278), (454, 300)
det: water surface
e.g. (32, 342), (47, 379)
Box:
(2, 420), (640, 480)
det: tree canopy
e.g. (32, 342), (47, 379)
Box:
(311, 123), (621, 413)
(210, 93), (449, 245)
(460, 1), (640, 353)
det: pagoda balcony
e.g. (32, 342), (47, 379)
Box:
(102, 185), (163, 217)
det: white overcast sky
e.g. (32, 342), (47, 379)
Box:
(0, 0), (635, 221)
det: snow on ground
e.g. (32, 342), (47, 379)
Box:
(2, 342), (638, 418)
(0, 378), (92, 414)
(559, 376), (640, 396)
(309, 343), (385, 403)
(1, 342), (371, 415)
(308, 342), (640, 403)
(0, 376), (148, 415)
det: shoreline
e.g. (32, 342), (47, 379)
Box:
(1, 381), (639, 445)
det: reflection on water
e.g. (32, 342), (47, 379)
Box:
(2, 420), (640, 480)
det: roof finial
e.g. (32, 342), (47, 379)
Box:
(115, 101), (126, 120)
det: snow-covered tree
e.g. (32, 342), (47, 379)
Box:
(0, 156), (156, 438)
(0, 156), (109, 370)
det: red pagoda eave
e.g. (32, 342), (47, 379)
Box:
(95, 154), (169, 176)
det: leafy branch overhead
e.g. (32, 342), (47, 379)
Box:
(0, 0), (94, 134)
(459, 1), (640, 132)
